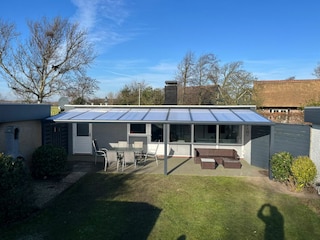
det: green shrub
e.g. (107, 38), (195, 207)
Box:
(31, 145), (67, 179)
(291, 156), (317, 191)
(271, 151), (294, 183)
(0, 153), (35, 224)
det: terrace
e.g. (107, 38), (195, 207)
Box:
(68, 155), (268, 177)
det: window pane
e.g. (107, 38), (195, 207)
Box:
(170, 124), (191, 142)
(130, 124), (146, 133)
(77, 123), (89, 136)
(219, 125), (241, 144)
(194, 125), (216, 143)
(151, 124), (163, 142)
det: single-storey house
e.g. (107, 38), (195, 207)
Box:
(47, 104), (274, 174)
(0, 103), (51, 162)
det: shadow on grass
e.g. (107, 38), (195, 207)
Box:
(1, 172), (161, 240)
(257, 203), (284, 240)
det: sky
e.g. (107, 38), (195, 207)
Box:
(1, 0), (320, 101)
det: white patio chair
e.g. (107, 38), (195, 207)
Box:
(105, 150), (120, 171)
(122, 151), (137, 171)
(144, 140), (160, 165)
(92, 139), (107, 165)
(133, 141), (144, 162)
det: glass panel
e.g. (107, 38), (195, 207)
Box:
(211, 109), (242, 122)
(144, 109), (168, 121)
(74, 110), (107, 120)
(170, 124), (191, 142)
(58, 109), (86, 120)
(96, 108), (130, 120)
(190, 109), (217, 122)
(77, 123), (89, 136)
(233, 109), (270, 123)
(168, 109), (191, 121)
(151, 124), (163, 142)
(219, 125), (242, 144)
(194, 125), (216, 143)
(120, 109), (149, 121)
(130, 124), (146, 133)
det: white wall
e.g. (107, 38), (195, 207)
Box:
(310, 125), (320, 183)
(243, 125), (252, 164)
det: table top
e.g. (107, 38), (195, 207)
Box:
(113, 147), (143, 152)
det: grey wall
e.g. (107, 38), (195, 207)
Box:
(251, 124), (310, 169)
(305, 107), (320, 125)
(251, 126), (271, 169)
(272, 123), (310, 157)
(0, 104), (51, 123)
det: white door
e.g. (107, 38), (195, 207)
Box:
(73, 123), (92, 154)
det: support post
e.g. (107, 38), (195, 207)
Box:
(164, 124), (168, 175)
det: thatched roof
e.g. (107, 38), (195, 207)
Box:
(253, 79), (320, 108)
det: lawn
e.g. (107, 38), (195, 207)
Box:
(1, 173), (320, 240)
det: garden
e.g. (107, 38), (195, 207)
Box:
(0, 149), (320, 239)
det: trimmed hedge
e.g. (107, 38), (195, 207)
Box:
(271, 151), (294, 183)
(291, 156), (317, 191)
(271, 152), (318, 191)
(31, 145), (67, 179)
(0, 153), (35, 224)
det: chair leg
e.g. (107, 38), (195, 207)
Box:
(116, 159), (120, 172)
(155, 155), (158, 165)
(104, 157), (109, 171)
(122, 160), (125, 172)
(104, 159), (108, 171)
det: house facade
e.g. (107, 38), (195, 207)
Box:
(47, 104), (274, 172)
(253, 79), (320, 124)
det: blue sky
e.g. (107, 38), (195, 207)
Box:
(1, 0), (320, 100)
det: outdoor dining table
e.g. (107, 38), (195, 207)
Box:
(112, 147), (144, 163)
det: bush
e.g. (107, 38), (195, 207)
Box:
(291, 156), (317, 191)
(271, 151), (294, 183)
(31, 145), (67, 179)
(0, 153), (35, 224)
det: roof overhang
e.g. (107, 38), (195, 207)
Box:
(47, 105), (274, 126)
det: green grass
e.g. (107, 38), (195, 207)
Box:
(1, 173), (320, 240)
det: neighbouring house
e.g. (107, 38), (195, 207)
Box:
(253, 79), (320, 124)
(178, 84), (219, 105)
(0, 103), (51, 163)
(46, 104), (274, 174)
(304, 107), (320, 183)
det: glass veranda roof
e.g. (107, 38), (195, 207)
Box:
(48, 105), (273, 125)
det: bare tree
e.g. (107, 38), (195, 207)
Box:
(217, 61), (256, 104)
(0, 17), (96, 103)
(313, 63), (320, 78)
(191, 53), (219, 104)
(174, 52), (256, 105)
(175, 51), (195, 104)
(66, 72), (99, 104)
